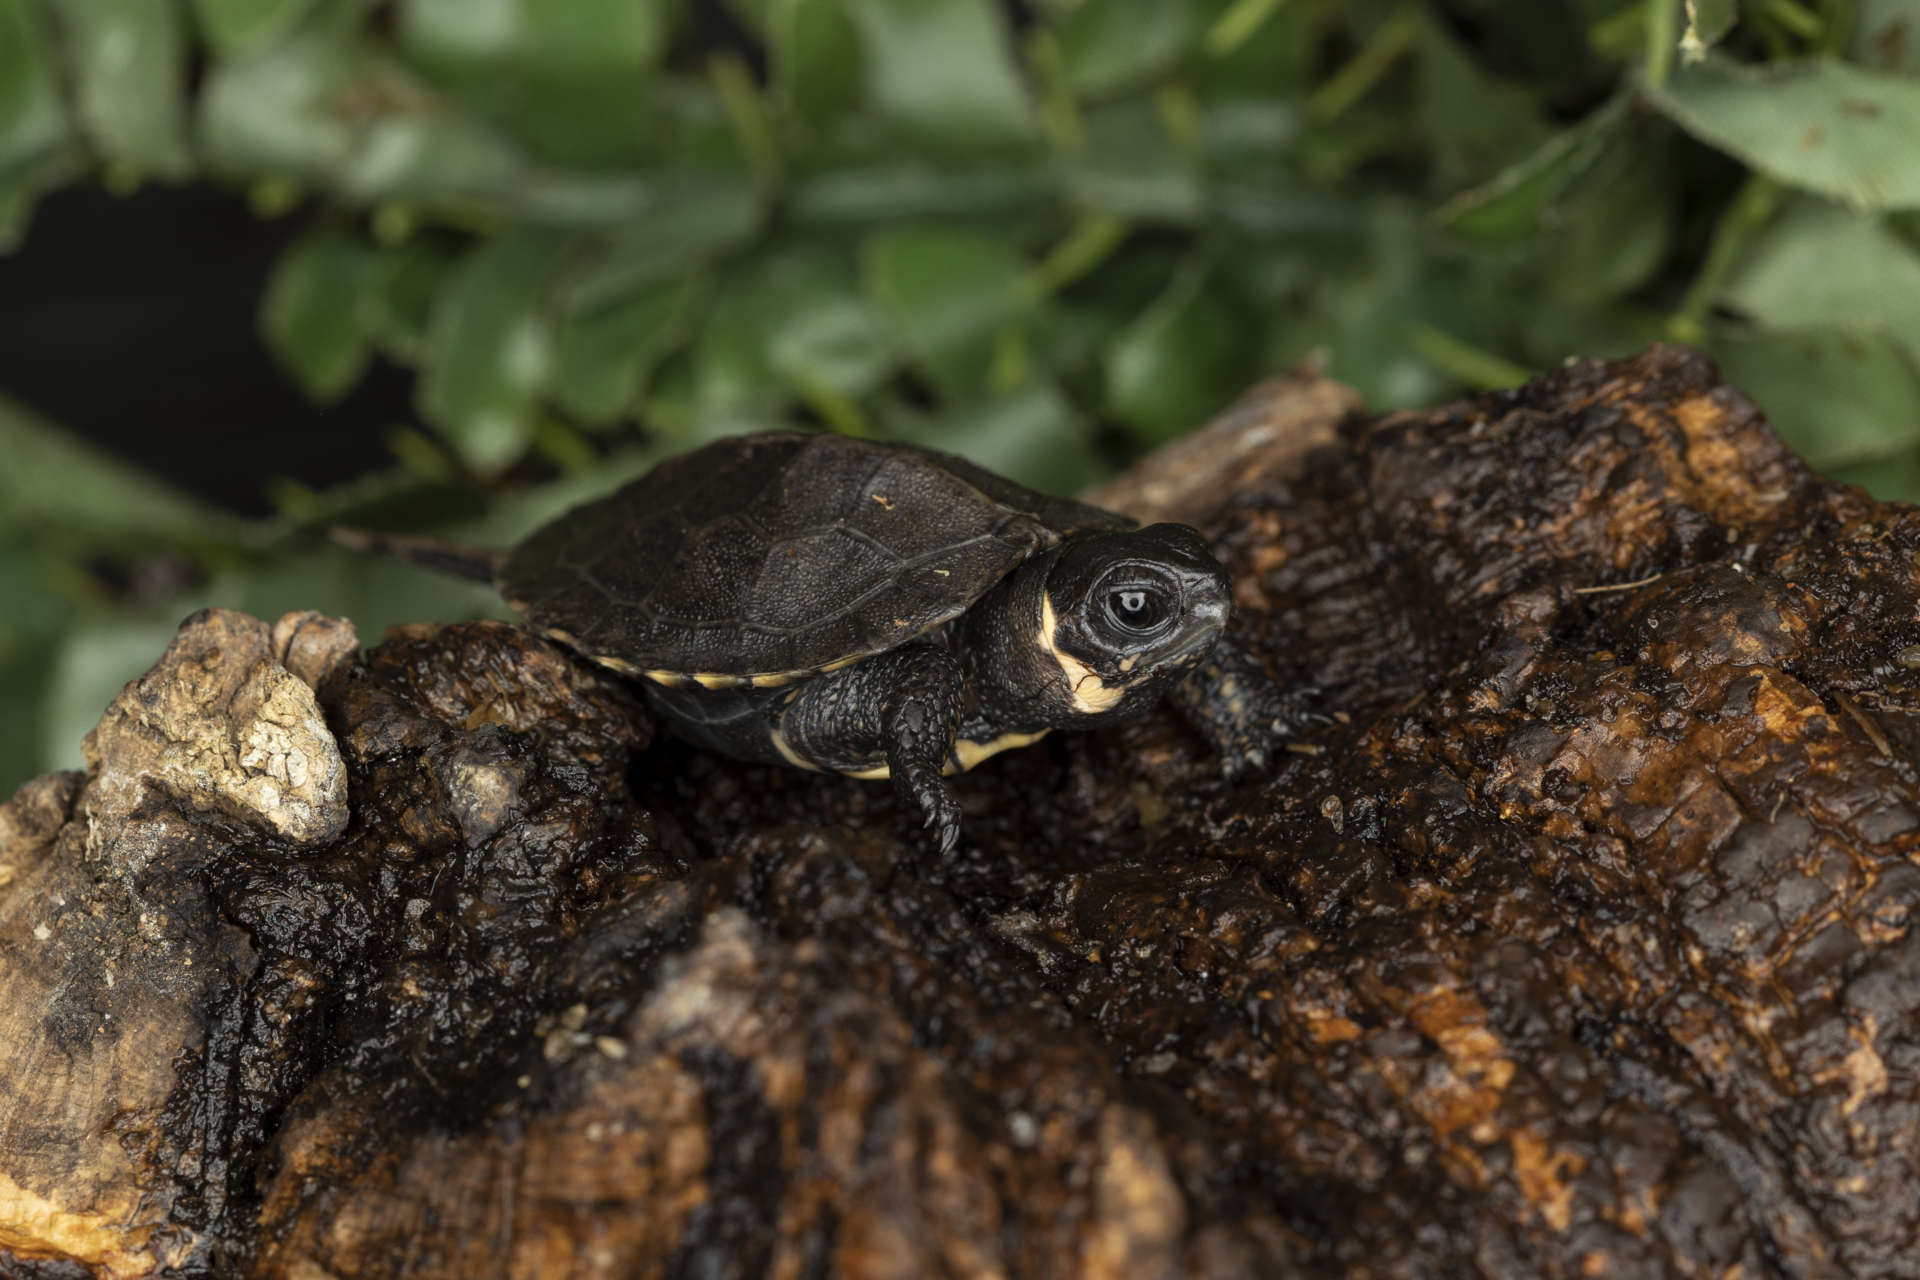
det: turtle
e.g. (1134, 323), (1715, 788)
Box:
(336, 431), (1321, 851)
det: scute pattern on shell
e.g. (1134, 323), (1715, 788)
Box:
(498, 433), (1130, 682)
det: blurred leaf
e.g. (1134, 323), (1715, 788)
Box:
(864, 227), (1027, 397)
(0, 393), (236, 549)
(553, 274), (704, 424)
(1267, 201), (1453, 410)
(1058, 0), (1195, 100)
(557, 176), (765, 311)
(1103, 261), (1252, 440)
(1200, 97), (1303, 181)
(1680, 0), (1738, 61)
(1295, 100), (1404, 187)
(0, 650), (57, 796)
(396, 0), (671, 166)
(0, 553), (68, 668)
(790, 165), (1051, 226)
(769, 285), (891, 403)
(419, 229), (577, 471)
(0, 548), (79, 793)
(55, 0), (193, 179)
(198, 28), (360, 179)
(771, 0), (864, 123)
(1646, 55), (1920, 210)
(1828, 442), (1920, 501)
(1853, 0), (1920, 75)
(261, 226), (378, 402)
(1506, 298), (1667, 370)
(1712, 327), (1920, 470)
(201, 31), (656, 226)
(460, 443), (687, 538)
(1418, 21), (1552, 197)
(0, 0), (73, 248)
(1719, 201), (1920, 356)
(1066, 98), (1204, 222)
(1435, 93), (1628, 239)
(0, 0), (62, 156)
(364, 238), (457, 363)
(915, 382), (1107, 494)
(841, 0), (1039, 149)
(190, 0), (320, 55)
(1544, 128), (1672, 301)
(209, 547), (506, 635)
(645, 74), (760, 173)
(398, 0), (668, 70)
(694, 247), (891, 425)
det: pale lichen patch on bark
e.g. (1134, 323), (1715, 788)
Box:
(81, 608), (349, 851)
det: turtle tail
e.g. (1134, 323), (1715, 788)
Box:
(329, 527), (505, 584)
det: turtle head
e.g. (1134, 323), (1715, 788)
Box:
(1035, 523), (1230, 719)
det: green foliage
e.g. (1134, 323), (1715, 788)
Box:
(261, 226), (380, 399)
(1648, 55), (1920, 208)
(10, 0), (1920, 791)
(0, 0), (78, 246)
(56, 0), (195, 181)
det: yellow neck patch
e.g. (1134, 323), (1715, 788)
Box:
(1039, 595), (1130, 714)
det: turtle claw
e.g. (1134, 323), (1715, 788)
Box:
(916, 781), (963, 856)
(891, 755), (963, 856)
(1271, 683), (1331, 737)
(1172, 643), (1330, 783)
(1219, 743), (1269, 784)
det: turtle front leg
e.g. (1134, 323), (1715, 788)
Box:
(779, 643), (967, 854)
(880, 652), (968, 854)
(1171, 638), (1327, 780)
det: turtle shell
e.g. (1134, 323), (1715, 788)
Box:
(498, 433), (1131, 686)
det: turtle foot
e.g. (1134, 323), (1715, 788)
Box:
(1174, 641), (1328, 781)
(899, 767), (962, 856)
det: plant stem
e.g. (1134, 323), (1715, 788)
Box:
(1206, 0), (1289, 57)
(1023, 213), (1130, 303)
(1813, 0), (1854, 52)
(1764, 0), (1822, 38)
(1026, 28), (1083, 153)
(1308, 3), (1424, 123)
(1667, 173), (1781, 343)
(1410, 325), (1532, 388)
(1645, 0), (1679, 87)
(710, 54), (781, 185)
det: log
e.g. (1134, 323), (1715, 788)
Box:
(3, 344), (1916, 1278)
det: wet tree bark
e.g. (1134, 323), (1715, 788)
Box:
(3, 345), (1916, 1278)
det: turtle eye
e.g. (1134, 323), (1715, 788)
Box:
(1106, 586), (1170, 632)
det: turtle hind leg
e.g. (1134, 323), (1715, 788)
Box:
(779, 644), (967, 853)
(1171, 638), (1328, 780)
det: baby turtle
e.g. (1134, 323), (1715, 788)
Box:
(338, 432), (1319, 851)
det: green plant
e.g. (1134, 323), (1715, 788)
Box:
(5, 0), (1920, 790)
